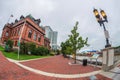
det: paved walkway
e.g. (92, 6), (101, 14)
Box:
(100, 65), (120, 80)
(0, 52), (111, 80)
(20, 55), (101, 74)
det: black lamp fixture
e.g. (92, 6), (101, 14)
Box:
(93, 8), (111, 48)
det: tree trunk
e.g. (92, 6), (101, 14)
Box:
(74, 53), (76, 63)
(73, 53), (76, 64)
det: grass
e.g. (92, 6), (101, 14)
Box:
(0, 46), (51, 60)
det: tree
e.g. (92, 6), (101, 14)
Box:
(68, 21), (89, 63)
(20, 42), (36, 54)
(61, 40), (72, 57)
(5, 39), (13, 52)
(27, 42), (36, 54)
(6, 39), (14, 49)
(20, 41), (28, 54)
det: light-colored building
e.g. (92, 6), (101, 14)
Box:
(44, 26), (53, 40)
(44, 26), (58, 50)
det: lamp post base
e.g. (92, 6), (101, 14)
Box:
(105, 44), (111, 48)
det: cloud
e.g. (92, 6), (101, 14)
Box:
(0, 0), (120, 50)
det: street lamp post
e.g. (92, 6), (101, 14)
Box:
(93, 8), (111, 48)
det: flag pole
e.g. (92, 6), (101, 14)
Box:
(18, 20), (26, 60)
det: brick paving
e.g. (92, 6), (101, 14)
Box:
(118, 64), (120, 67)
(21, 55), (101, 74)
(0, 52), (111, 80)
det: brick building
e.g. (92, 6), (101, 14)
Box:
(1, 15), (50, 49)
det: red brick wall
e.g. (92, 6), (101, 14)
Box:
(1, 17), (50, 49)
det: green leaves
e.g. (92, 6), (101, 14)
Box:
(69, 21), (89, 51)
(5, 39), (14, 52)
(6, 39), (13, 49)
(61, 21), (89, 55)
(61, 40), (73, 55)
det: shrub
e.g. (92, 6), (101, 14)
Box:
(50, 51), (55, 56)
(33, 47), (42, 55)
(20, 42), (36, 54)
(5, 39), (13, 52)
(20, 42), (50, 56)
(32, 46), (50, 56)
(5, 45), (10, 52)
(27, 42), (36, 54)
(20, 41), (28, 54)
(44, 47), (50, 55)
(56, 49), (60, 55)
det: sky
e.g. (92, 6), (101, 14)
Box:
(0, 0), (120, 50)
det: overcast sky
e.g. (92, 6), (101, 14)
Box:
(0, 0), (120, 50)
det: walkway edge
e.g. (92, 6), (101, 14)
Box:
(10, 60), (102, 78)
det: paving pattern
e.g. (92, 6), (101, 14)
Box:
(21, 55), (101, 74)
(0, 52), (112, 80)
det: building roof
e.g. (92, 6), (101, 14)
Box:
(3, 15), (45, 35)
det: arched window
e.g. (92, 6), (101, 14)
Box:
(12, 30), (14, 36)
(28, 30), (32, 38)
(34, 32), (37, 40)
(11, 31), (13, 36)
(16, 28), (18, 36)
(15, 29), (17, 36)
(38, 35), (41, 42)
(4, 40), (6, 44)
(13, 30), (16, 36)
(18, 28), (21, 36)
(6, 31), (8, 36)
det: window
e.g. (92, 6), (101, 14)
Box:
(16, 29), (18, 36)
(11, 31), (13, 36)
(6, 31), (8, 36)
(28, 30), (32, 38)
(13, 30), (15, 36)
(12, 30), (14, 36)
(38, 35), (41, 42)
(15, 29), (17, 36)
(18, 28), (21, 36)
(34, 33), (37, 40)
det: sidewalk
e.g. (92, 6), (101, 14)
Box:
(0, 52), (112, 80)
(18, 55), (111, 79)
(20, 55), (101, 74)
(100, 66), (120, 80)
